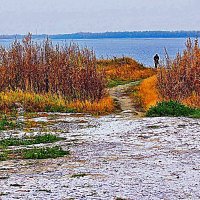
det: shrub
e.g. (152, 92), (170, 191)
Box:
(146, 101), (197, 117)
(157, 38), (200, 104)
(138, 39), (200, 111)
(0, 34), (106, 102)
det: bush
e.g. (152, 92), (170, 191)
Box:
(0, 34), (106, 102)
(157, 38), (200, 103)
(146, 101), (198, 117)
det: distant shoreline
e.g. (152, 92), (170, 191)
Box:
(0, 31), (199, 40)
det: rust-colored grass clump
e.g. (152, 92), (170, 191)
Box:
(98, 57), (156, 82)
(68, 96), (114, 114)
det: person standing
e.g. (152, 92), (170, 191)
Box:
(154, 54), (159, 68)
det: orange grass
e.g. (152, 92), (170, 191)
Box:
(138, 75), (160, 110)
(98, 57), (156, 81)
(139, 76), (199, 111)
(182, 92), (200, 108)
(68, 96), (114, 114)
(0, 91), (114, 115)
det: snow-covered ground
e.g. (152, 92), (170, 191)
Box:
(0, 113), (200, 199)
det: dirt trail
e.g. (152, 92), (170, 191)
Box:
(108, 81), (141, 115)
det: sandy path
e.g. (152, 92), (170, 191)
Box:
(108, 81), (141, 115)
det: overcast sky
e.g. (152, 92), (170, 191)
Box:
(0, 0), (199, 34)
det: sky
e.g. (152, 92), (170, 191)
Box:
(0, 0), (199, 34)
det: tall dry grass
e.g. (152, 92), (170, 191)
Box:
(0, 34), (106, 102)
(157, 38), (200, 106)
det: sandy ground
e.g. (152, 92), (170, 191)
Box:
(0, 113), (199, 200)
(108, 81), (140, 113)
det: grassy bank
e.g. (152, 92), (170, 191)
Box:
(98, 57), (156, 88)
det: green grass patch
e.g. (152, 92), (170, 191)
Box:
(0, 146), (69, 161)
(0, 134), (63, 147)
(107, 79), (133, 88)
(191, 109), (200, 118)
(22, 146), (69, 159)
(0, 116), (18, 131)
(146, 101), (200, 118)
(0, 152), (8, 161)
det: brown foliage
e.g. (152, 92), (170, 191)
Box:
(0, 34), (106, 101)
(157, 38), (200, 103)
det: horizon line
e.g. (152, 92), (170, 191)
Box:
(0, 30), (200, 36)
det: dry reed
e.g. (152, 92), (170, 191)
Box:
(157, 38), (200, 105)
(0, 34), (106, 102)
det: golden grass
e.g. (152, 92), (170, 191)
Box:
(182, 92), (200, 108)
(98, 57), (156, 82)
(68, 96), (114, 114)
(0, 91), (114, 115)
(138, 75), (200, 110)
(138, 75), (160, 110)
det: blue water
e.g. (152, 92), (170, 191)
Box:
(0, 38), (188, 66)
